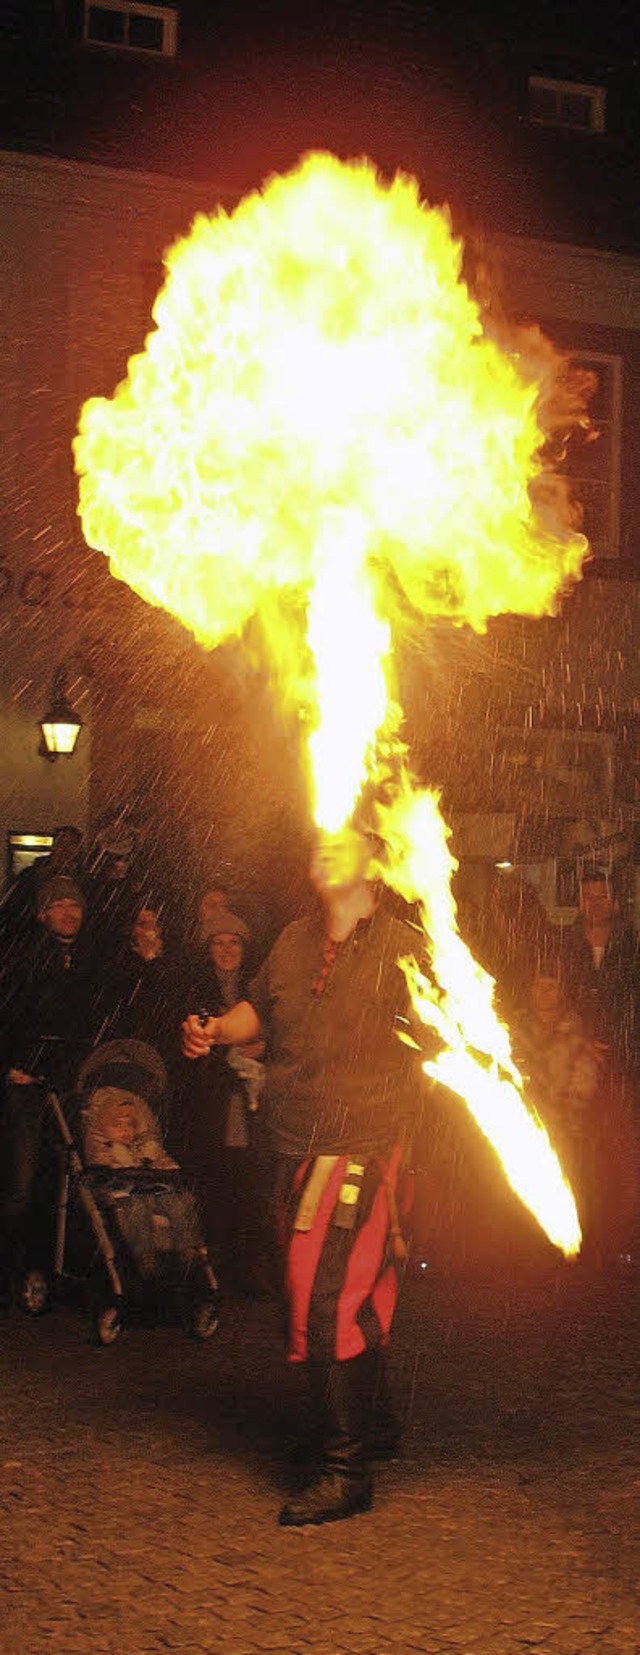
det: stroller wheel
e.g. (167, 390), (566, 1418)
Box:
(95, 1304), (123, 1346)
(192, 1300), (219, 1340)
(21, 1270), (49, 1316)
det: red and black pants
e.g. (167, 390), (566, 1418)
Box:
(277, 1146), (406, 1364)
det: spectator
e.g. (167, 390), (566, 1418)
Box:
(0, 825), (84, 958)
(106, 899), (177, 1068)
(179, 909), (268, 1296)
(196, 886), (231, 945)
(474, 872), (551, 1014)
(85, 828), (141, 945)
(561, 867), (638, 1083)
(83, 1083), (200, 1277)
(513, 951), (636, 1268)
(0, 875), (110, 1298)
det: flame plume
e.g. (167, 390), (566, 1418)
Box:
(75, 152), (587, 654)
(75, 152), (589, 1255)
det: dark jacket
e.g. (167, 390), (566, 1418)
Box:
(248, 901), (425, 1159)
(0, 929), (111, 1091)
(105, 947), (178, 1066)
(561, 923), (639, 1082)
(177, 955), (255, 1156)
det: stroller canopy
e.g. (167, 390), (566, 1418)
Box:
(78, 1040), (168, 1113)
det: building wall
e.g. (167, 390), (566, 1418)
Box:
(0, 148), (213, 885)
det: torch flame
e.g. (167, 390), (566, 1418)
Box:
(376, 781), (582, 1256)
(74, 152), (590, 1256)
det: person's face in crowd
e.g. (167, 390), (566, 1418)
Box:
(531, 971), (563, 1022)
(580, 877), (617, 932)
(131, 908), (163, 961)
(50, 829), (82, 873)
(105, 854), (130, 884)
(211, 932), (244, 974)
(310, 827), (372, 895)
(40, 897), (84, 942)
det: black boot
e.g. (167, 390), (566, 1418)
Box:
(279, 1358), (373, 1527)
(360, 1347), (402, 1461)
(288, 1359), (326, 1475)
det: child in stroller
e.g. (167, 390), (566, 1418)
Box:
(84, 1081), (197, 1277)
(53, 1039), (219, 1343)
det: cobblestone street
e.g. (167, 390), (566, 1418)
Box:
(1, 1263), (639, 1655)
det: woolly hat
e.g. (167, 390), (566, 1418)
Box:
(39, 874), (86, 914)
(205, 907), (249, 943)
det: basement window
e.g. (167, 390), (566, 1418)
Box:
(83, 1), (178, 56)
(527, 76), (606, 134)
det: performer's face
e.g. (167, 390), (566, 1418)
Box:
(310, 827), (372, 894)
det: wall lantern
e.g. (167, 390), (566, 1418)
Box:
(39, 668), (83, 760)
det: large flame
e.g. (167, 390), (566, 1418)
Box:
(75, 152), (589, 1254)
(75, 152), (587, 654)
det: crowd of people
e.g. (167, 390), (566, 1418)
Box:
(457, 863), (639, 1268)
(0, 823), (271, 1304)
(0, 818), (638, 1525)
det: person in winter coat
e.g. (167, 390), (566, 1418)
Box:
(0, 875), (110, 1295)
(179, 909), (268, 1296)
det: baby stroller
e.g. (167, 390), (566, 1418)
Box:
(45, 1038), (219, 1345)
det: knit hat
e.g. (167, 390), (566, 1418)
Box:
(205, 908), (249, 942)
(39, 874), (86, 914)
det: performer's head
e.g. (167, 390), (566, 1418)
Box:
(309, 824), (376, 896)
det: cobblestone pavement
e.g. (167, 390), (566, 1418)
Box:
(1, 1262), (639, 1655)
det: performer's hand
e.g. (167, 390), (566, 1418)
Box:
(181, 1014), (219, 1059)
(8, 1067), (37, 1086)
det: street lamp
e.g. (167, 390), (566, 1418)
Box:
(39, 667), (83, 760)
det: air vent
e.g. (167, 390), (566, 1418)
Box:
(528, 76), (606, 134)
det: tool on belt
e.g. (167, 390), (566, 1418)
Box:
(292, 1153), (408, 1259)
(333, 1161), (366, 1229)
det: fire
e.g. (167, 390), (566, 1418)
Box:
(306, 518), (395, 830)
(75, 152), (586, 657)
(376, 783), (582, 1255)
(75, 151), (589, 1255)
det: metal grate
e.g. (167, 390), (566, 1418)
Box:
(527, 75), (606, 134)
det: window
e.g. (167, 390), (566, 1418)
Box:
(7, 832), (53, 884)
(527, 76), (606, 135)
(564, 353), (622, 560)
(83, 1), (178, 56)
